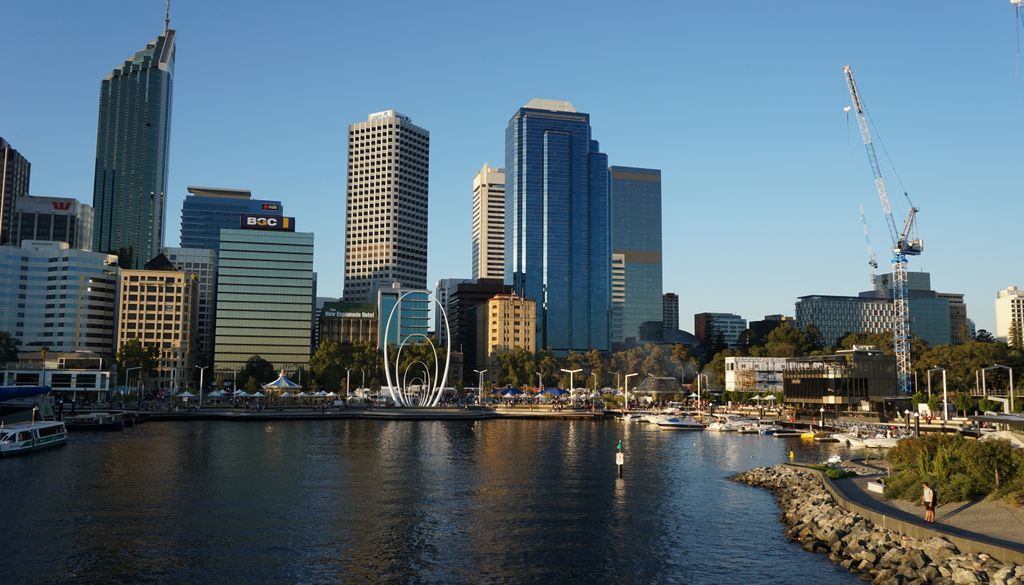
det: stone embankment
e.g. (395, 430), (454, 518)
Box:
(734, 465), (1024, 585)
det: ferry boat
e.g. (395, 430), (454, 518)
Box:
(0, 420), (68, 456)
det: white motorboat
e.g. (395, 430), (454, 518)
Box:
(643, 414), (671, 424)
(863, 436), (901, 449)
(0, 420), (68, 456)
(706, 414), (756, 432)
(657, 416), (704, 431)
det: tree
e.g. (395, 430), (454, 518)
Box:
(1008, 320), (1023, 349)
(237, 355), (276, 391)
(0, 331), (20, 363)
(954, 392), (975, 417)
(116, 339), (159, 379)
(310, 340), (347, 390)
(975, 329), (996, 343)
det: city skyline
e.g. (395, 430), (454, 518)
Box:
(3, 2), (1022, 332)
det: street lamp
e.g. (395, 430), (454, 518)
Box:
(473, 369), (487, 406)
(914, 412), (920, 436)
(561, 368), (582, 405)
(346, 368), (351, 397)
(927, 366), (949, 422)
(590, 372), (598, 413)
(904, 409), (911, 433)
(537, 371), (543, 391)
(624, 373), (639, 412)
(196, 365), (208, 408)
(820, 406), (825, 428)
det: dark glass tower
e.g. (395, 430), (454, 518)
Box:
(505, 99), (610, 353)
(180, 186), (283, 252)
(91, 28), (175, 268)
(610, 166), (663, 345)
(0, 137), (31, 246)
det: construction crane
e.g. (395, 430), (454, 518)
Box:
(843, 64), (924, 396)
(859, 203), (878, 284)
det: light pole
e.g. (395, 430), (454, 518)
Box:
(624, 372), (638, 412)
(927, 366), (948, 421)
(346, 368), (351, 397)
(590, 372), (598, 413)
(914, 412), (920, 436)
(537, 371), (543, 391)
(196, 365), (208, 408)
(904, 409), (911, 434)
(993, 364), (1015, 413)
(561, 368), (582, 405)
(125, 366), (141, 404)
(473, 369), (486, 406)
(820, 406), (825, 428)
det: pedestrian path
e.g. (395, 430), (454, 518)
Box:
(831, 475), (1024, 554)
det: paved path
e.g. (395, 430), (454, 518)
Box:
(832, 475), (1024, 553)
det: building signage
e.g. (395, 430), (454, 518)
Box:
(52, 201), (72, 210)
(323, 309), (375, 319)
(260, 203), (280, 211)
(240, 214), (295, 231)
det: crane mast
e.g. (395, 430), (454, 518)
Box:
(843, 64), (922, 396)
(859, 203), (878, 285)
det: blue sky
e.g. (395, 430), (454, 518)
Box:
(3, 1), (1022, 333)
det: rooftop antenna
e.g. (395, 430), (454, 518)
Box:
(164, 0), (171, 33)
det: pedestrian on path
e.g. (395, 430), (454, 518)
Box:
(922, 482), (936, 523)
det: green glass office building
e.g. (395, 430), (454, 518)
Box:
(213, 227), (314, 373)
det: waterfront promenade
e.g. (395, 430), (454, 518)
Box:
(135, 405), (606, 422)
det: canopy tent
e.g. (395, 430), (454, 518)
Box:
(297, 391), (310, 398)
(315, 391), (328, 397)
(280, 392), (294, 398)
(263, 371), (301, 391)
(235, 390), (252, 398)
(499, 388), (523, 397)
(325, 392), (338, 398)
(688, 393), (699, 399)
(750, 395), (762, 401)
(252, 392), (265, 398)
(764, 395), (777, 401)
(207, 390), (228, 398)
(176, 391), (196, 398)
(540, 388), (568, 396)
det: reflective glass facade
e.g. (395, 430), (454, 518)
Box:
(180, 187), (282, 252)
(213, 229), (314, 372)
(92, 30), (175, 269)
(610, 167), (663, 345)
(377, 285), (430, 350)
(1, 137), (31, 246)
(505, 101), (610, 353)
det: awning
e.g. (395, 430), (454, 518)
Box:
(0, 386), (52, 400)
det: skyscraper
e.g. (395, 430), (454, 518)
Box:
(610, 166), (663, 345)
(91, 25), (175, 269)
(505, 99), (610, 353)
(663, 293), (679, 332)
(180, 186), (283, 252)
(343, 110), (429, 302)
(14, 195), (92, 250)
(0, 137), (31, 246)
(472, 164), (505, 280)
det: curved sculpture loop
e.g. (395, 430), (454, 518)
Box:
(381, 290), (451, 407)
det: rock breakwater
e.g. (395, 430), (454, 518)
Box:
(733, 465), (1023, 585)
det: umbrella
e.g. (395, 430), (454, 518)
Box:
(280, 392), (293, 398)
(751, 394), (762, 402)
(500, 388), (523, 397)
(325, 391), (337, 398)
(315, 390), (328, 397)
(297, 391), (310, 397)
(235, 390), (251, 398)
(208, 390), (227, 397)
(252, 392), (265, 398)
(176, 391), (195, 398)
(688, 392), (699, 398)
(765, 395), (777, 402)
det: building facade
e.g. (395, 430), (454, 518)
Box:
(91, 28), (175, 269)
(179, 186), (283, 252)
(477, 293), (536, 370)
(724, 356), (788, 393)
(996, 286), (1024, 346)
(694, 312), (747, 348)
(434, 278), (470, 347)
(213, 225), (314, 372)
(318, 301), (378, 346)
(663, 292), (679, 332)
(377, 283), (430, 350)
(162, 247), (217, 365)
(3, 352), (112, 402)
(14, 196), (92, 250)
(344, 110), (430, 302)
(610, 166), (662, 346)
(116, 256), (197, 394)
(0, 241), (118, 355)
(447, 279), (512, 383)
(783, 347), (899, 416)
(472, 163), (505, 280)
(611, 253), (626, 345)
(1, 137), (31, 245)
(505, 99), (610, 353)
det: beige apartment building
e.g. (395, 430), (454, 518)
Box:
(476, 293), (536, 367)
(116, 255), (197, 395)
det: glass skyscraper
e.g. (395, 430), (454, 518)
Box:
(505, 99), (610, 353)
(610, 166), (663, 345)
(180, 186), (283, 252)
(91, 28), (175, 269)
(213, 227), (314, 372)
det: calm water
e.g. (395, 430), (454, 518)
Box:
(2, 419), (860, 584)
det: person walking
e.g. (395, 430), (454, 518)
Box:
(922, 482), (936, 523)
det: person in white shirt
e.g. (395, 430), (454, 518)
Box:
(921, 482), (936, 523)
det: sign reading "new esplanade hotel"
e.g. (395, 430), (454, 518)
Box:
(240, 214), (295, 231)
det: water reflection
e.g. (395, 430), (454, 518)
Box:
(1, 420), (860, 584)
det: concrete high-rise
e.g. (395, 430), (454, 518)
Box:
(610, 166), (662, 345)
(694, 312), (747, 348)
(14, 196), (92, 250)
(180, 187), (283, 253)
(91, 26), (175, 269)
(472, 164), (505, 280)
(996, 286), (1024, 346)
(1, 137), (31, 246)
(663, 293), (679, 331)
(163, 247), (218, 365)
(505, 99), (610, 353)
(434, 278), (470, 347)
(343, 110), (429, 302)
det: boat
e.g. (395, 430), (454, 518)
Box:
(757, 425), (785, 435)
(64, 412), (124, 432)
(706, 414), (756, 432)
(643, 413), (672, 424)
(863, 436), (900, 449)
(814, 433), (842, 443)
(772, 429), (805, 438)
(656, 416), (704, 431)
(0, 420), (68, 456)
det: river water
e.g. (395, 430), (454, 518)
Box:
(2, 419), (861, 584)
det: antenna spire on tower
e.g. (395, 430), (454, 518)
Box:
(164, 0), (171, 33)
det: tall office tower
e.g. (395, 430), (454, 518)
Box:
(996, 286), (1024, 346)
(163, 247), (218, 365)
(505, 99), (610, 353)
(610, 166), (662, 345)
(0, 241), (118, 354)
(91, 26), (175, 269)
(213, 221), (314, 373)
(1, 137), (31, 245)
(14, 196), (93, 250)
(472, 164), (505, 280)
(476, 293), (536, 370)
(663, 293), (679, 331)
(344, 110), (430, 302)
(180, 186), (283, 252)
(434, 278), (470, 346)
(448, 278), (512, 383)
(117, 255), (197, 394)
(611, 254), (626, 344)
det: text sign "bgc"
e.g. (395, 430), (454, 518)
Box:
(240, 214), (295, 231)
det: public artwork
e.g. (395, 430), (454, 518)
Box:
(382, 290), (451, 407)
